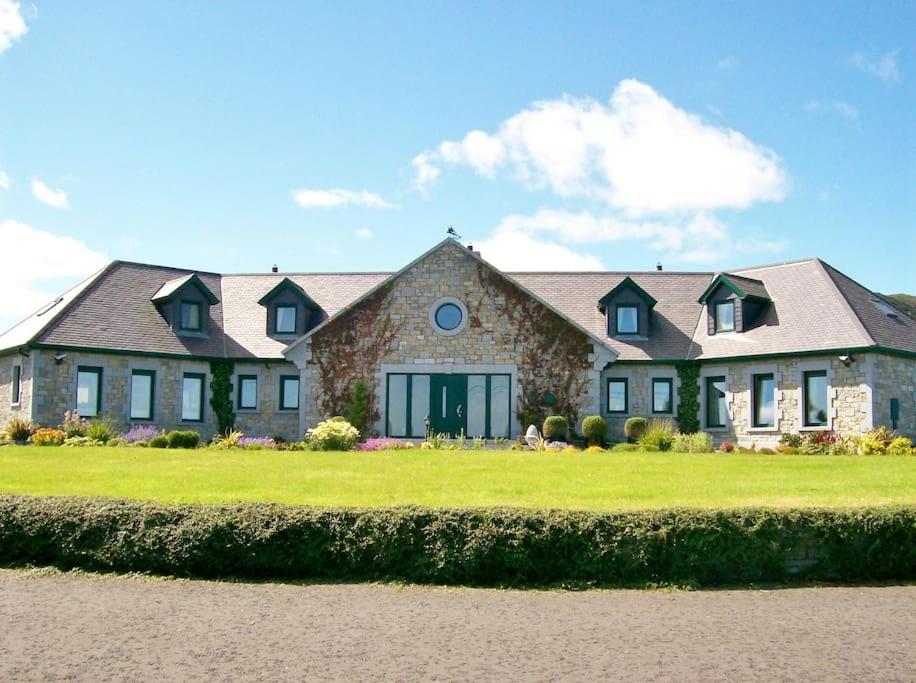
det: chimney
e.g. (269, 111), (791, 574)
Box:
(467, 244), (474, 252)
(656, 262), (663, 271)
(271, 264), (278, 273)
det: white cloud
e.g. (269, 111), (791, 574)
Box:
(291, 188), (396, 209)
(805, 100), (859, 120)
(475, 230), (604, 271)
(0, 0), (28, 55)
(31, 177), (69, 209)
(355, 228), (373, 239)
(850, 49), (901, 84)
(0, 219), (108, 326)
(717, 55), (740, 71)
(413, 80), (787, 215)
(0, 170), (9, 190)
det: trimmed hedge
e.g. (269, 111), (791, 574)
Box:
(0, 496), (913, 587)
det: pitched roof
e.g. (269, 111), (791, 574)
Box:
(150, 273), (219, 305)
(597, 276), (658, 311)
(2, 249), (912, 362)
(697, 272), (771, 304)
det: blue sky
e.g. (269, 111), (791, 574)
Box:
(0, 1), (913, 330)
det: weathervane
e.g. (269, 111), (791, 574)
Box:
(447, 225), (462, 240)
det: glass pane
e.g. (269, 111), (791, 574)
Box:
(130, 373), (152, 419)
(754, 375), (774, 427)
(276, 306), (296, 333)
(608, 380), (626, 412)
(653, 380), (672, 413)
(706, 377), (726, 427)
(435, 303), (463, 331)
(281, 378), (299, 409)
(805, 372), (828, 426)
(12, 365), (21, 404)
(617, 307), (638, 334)
(489, 375), (510, 438)
(387, 375), (407, 436)
(466, 376), (487, 438)
(716, 302), (735, 331)
(181, 303), (200, 330)
(240, 378), (257, 408)
(182, 376), (202, 421)
(410, 375), (430, 438)
(77, 370), (99, 417)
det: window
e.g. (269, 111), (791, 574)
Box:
(275, 305), (297, 334)
(11, 364), (21, 405)
(715, 301), (735, 332)
(179, 301), (202, 331)
(652, 378), (673, 414)
(803, 370), (828, 427)
(279, 375), (299, 410)
(607, 378), (628, 413)
(705, 376), (727, 428)
(237, 375), (257, 410)
(76, 366), (102, 417)
(752, 373), (775, 428)
(130, 370), (155, 420)
(181, 373), (205, 422)
(434, 303), (463, 331)
(616, 305), (638, 335)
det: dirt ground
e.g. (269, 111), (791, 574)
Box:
(1, 570), (914, 682)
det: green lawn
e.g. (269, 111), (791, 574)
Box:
(1, 446), (914, 510)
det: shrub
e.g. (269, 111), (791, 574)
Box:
(671, 432), (714, 454)
(356, 438), (410, 452)
(719, 441), (735, 453)
(85, 417), (119, 444)
(6, 416), (33, 442)
(238, 436), (277, 450)
(0, 496), (912, 587)
(344, 381), (372, 435)
(779, 433), (803, 449)
(211, 430), (245, 449)
(121, 425), (160, 444)
(61, 411), (88, 438)
(148, 435), (169, 448)
(31, 428), (65, 446)
(887, 437), (913, 455)
(638, 419), (676, 452)
(624, 417), (648, 442)
(585, 445), (605, 453)
(62, 436), (102, 447)
(542, 416), (568, 440)
(858, 426), (897, 455)
(779, 446), (799, 455)
(611, 443), (640, 452)
(798, 431), (840, 455)
(581, 415), (607, 446)
(758, 447), (777, 455)
(306, 417), (359, 451)
(167, 431), (201, 449)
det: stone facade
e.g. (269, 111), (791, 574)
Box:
(600, 364), (681, 440)
(873, 353), (916, 438)
(0, 351), (33, 427)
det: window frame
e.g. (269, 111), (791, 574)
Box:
(802, 369), (829, 428)
(181, 372), (206, 423)
(274, 305), (298, 334)
(11, 363), (21, 406)
(236, 374), (258, 410)
(179, 300), (203, 332)
(705, 375), (727, 429)
(714, 300), (736, 333)
(76, 365), (103, 417)
(607, 378), (629, 414)
(651, 377), (674, 415)
(751, 372), (775, 428)
(615, 304), (639, 336)
(279, 375), (300, 411)
(130, 369), (156, 421)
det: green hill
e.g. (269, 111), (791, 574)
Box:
(885, 293), (916, 319)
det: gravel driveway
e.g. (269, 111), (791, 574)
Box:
(1, 569), (913, 681)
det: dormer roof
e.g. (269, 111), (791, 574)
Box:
(697, 273), (770, 304)
(598, 276), (658, 312)
(151, 273), (219, 305)
(256, 277), (320, 309)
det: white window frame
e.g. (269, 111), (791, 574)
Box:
(699, 366), (731, 432)
(10, 359), (22, 407)
(797, 360), (834, 432)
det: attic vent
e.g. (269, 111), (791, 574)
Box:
(870, 298), (899, 318)
(36, 297), (64, 316)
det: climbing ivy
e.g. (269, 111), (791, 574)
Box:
(676, 362), (700, 434)
(209, 360), (235, 434)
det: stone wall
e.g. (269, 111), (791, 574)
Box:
(27, 350), (301, 441)
(600, 364), (680, 440)
(873, 353), (916, 438)
(0, 351), (33, 427)
(293, 241), (610, 438)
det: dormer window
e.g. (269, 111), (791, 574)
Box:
(616, 305), (639, 335)
(180, 301), (202, 331)
(275, 305), (297, 334)
(714, 301), (735, 333)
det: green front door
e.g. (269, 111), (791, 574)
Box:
(430, 374), (467, 437)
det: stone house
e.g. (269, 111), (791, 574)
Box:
(1, 238), (913, 445)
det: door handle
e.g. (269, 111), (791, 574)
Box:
(457, 403), (463, 418)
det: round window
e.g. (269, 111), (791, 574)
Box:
(434, 303), (463, 331)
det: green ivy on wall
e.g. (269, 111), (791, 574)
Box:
(676, 362), (700, 434)
(210, 360), (235, 434)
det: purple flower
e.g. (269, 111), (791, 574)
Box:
(238, 436), (277, 449)
(356, 438), (408, 451)
(122, 424), (161, 443)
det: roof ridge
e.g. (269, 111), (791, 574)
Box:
(728, 257), (818, 273)
(112, 259), (222, 277)
(812, 259), (876, 347)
